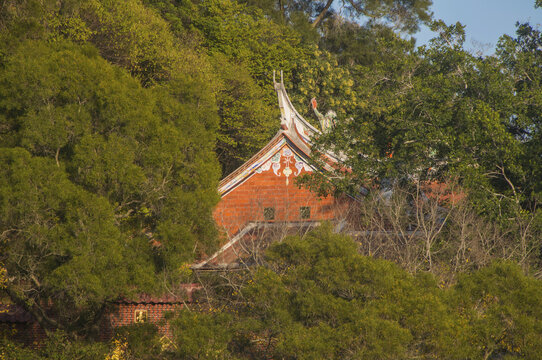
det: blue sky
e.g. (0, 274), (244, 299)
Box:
(414, 0), (542, 54)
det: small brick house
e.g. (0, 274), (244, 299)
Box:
(1, 285), (199, 346)
(100, 284), (199, 341)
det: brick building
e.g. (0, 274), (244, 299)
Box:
(104, 76), (456, 330)
(1, 284), (199, 346)
(193, 73), (350, 270)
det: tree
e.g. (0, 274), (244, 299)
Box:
(0, 1), (228, 335)
(145, 0), (304, 173)
(497, 22), (542, 208)
(0, 331), (110, 360)
(173, 225), (463, 359)
(0, 38), (221, 331)
(453, 262), (542, 359)
(211, 54), (278, 175)
(169, 311), (238, 359)
(304, 21), (522, 204)
(320, 17), (415, 67)
(170, 226), (542, 359)
(238, 0), (432, 33)
(312, 0), (433, 31)
(0, 148), (134, 332)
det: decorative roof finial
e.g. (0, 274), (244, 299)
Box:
(310, 98), (336, 132)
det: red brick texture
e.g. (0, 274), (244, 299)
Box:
(214, 144), (341, 237)
(100, 285), (199, 340)
(209, 144), (351, 265)
(101, 302), (181, 340)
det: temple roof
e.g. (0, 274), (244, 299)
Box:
(274, 71), (321, 149)
(218, 71), (338, 197)
(194, 74), (343, 270)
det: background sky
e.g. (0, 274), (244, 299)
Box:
(414, 0), (542, 54)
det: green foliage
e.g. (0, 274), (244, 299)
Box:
(0, 148), (133, 330)
(78, 0), (181, 84)
(172, 225), (469, 359)
(248, 228), (414, 359)
(188, 0), (302, 84)
(0, 331), (107, 360)
(168, 226), (542, 359)
(289, 47), (356, 122)
(307, 20), (537, 226)
(340, 0), (433, 34)
(497, 22), (542, 205)
(238, 0), (432, 34)
(453, 262), (542, 359)
(41, 331), (109, 360)
(0, 5), (220, 332)
(146, 0), (301, 89)
(170, 311), (237, 359)
(254, 225), (462, 359)
(0, 339), (38, 360)
(0, 39), (220, 262)
(211, 54), (278, 175)
(114, 323), (163, 359)
(321, 19), (415, 67)
(145, 0), (308, 173)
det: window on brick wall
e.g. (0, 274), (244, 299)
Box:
(134, 309), (148, 323)
(264, 207), (275, 220)
(300, 206), (311, 219)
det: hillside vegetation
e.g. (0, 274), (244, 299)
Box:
(0, 0), (541, 358)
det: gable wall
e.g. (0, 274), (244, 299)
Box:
(213, 144), (338, 238)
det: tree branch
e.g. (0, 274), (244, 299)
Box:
(312, 0), (334, 28)
(3, 285), (64, 331)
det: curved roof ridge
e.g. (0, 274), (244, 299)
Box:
(217, 72), (341, 197)
(273, 70), (321, 138)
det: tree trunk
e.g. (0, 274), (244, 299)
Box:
(278, 0), (285, 23)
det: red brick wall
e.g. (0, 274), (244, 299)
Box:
(214, 145), (341, 238)
(101, 302), (181, 340)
